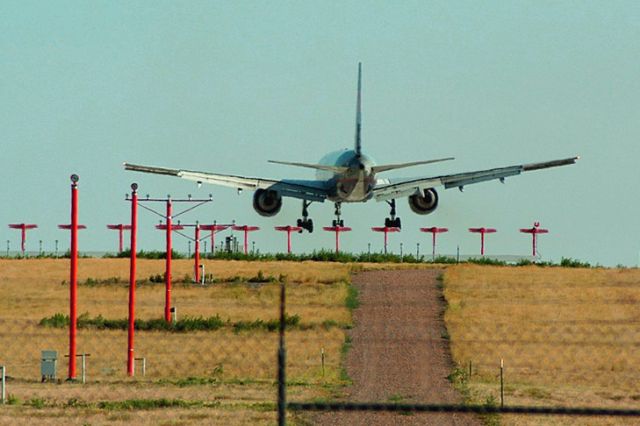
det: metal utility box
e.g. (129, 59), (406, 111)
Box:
(41, 350), (57, 381)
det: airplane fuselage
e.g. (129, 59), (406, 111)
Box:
(317, 149), (376, 202)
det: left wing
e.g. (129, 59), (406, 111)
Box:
(372, 156), (579, 201)
(123, 163), (330, 202)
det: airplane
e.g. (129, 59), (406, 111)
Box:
(124, 63), (578, 233)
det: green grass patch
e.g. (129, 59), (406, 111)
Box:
(96, 398), (212, 410)
(345, 284), (359, 311)
(39, 312), (314, 333)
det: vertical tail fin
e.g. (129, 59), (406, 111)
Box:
(355, 62), (362, 157)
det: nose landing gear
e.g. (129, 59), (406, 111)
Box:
(332, 202), (345, 227)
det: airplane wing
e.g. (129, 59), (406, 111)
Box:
(123, 163), (329, 202)
(372, 156), (579, 201)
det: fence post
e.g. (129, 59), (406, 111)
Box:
(500, 358), (504, 408)
(277, 279), (287, 426)
(1, 365), (5, 404)
(80, 353), (90, 384)
(321, 348), (325, 377)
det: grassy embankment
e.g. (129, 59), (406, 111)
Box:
(443, 264), (640, 426)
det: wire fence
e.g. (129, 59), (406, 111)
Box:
(2, 260), (640, 425)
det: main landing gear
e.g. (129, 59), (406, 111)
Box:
(297, 200), (314, 233)
(384, 199), (401, 229)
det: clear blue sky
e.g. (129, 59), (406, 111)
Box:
(1, 1), (639, 265)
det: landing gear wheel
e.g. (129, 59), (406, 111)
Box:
(297, 201), (314, 233)
(384, 199), (401, 229)
(331, 203), (345, 228)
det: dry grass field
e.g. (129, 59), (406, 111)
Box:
(443, 264), (640, 425)
(3, 259), (639, 425)
(0, 258), (356, 425)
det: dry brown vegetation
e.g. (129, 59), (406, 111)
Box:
(3, 259), (638, 424)
(0, 258), (353, 424)
(444, 264), (640, 425)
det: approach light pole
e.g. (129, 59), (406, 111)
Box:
(127, 183), (138, 376)
(420, 227), (449, 260)
(8, 223), (38, 257)
(231, 225), (260, 255)
(168, 222), (210, 282)
(322, 226), (352, 254)
(200, 223), (232, 255)
(58, 174), (87, 381)
(468, 227), (497, 256)
(519, 221), (549, 258)
(156, 219), (185, 322)
(274, 226), (302, 254)
(129, 193), (212, 322)
(106, 224), (132, 253)
(371, 226), (400, 255)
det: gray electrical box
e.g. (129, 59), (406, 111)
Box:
(41, 350), (57, 381)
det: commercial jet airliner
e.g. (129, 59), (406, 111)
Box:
(125, 64), (578, 233)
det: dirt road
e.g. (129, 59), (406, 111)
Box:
(314, 269), (481, 425)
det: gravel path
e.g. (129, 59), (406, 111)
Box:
(314, 269), (481, 426)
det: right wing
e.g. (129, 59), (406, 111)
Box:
(123, 163), (329, 202)
(372, 156), (579, 201)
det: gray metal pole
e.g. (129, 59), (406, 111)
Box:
(1, 365), (5, 404)
(500, 359), (504, 408)
(81, 354), (86, 384)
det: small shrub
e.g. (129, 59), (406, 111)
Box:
(28, 397), (46, 409)
(560, 257), (591, 268)
(6, 394), (20, 405)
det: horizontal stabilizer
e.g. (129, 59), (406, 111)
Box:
(522, 156), (580, 171)
(124, 163), (180, 176)
(268, 160), (348, 174)
(372, 157), (454, 174)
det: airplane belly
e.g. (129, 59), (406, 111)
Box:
(333, 173), (373, 202)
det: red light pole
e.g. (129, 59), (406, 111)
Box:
(468, 227), (497, 256)
(133, 193), (212, 322)
(156, 218), (184, 323)
(194, 224), (201, 282)
(171, 222), (207, 282)
(8, 223), (38, 256)
(274, 226), (302, 254)
(371, 226), (400, 254)
(127, 183), (138, 376)
(520, 221), (549, 257)
(57, 174), (87, 380)
(106, 224), (132, 253)
(420, 227), (449, 260)
(322, 226), (352, 254)
(232, 225), (260, 255)
(200, 223), (231, 255)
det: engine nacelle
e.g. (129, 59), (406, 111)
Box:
(408, 188), (438, 215)
(252, 189), (282, 217)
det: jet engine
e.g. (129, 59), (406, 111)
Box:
(253, 189), (282, 217)
(408, 188), (438, 215)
